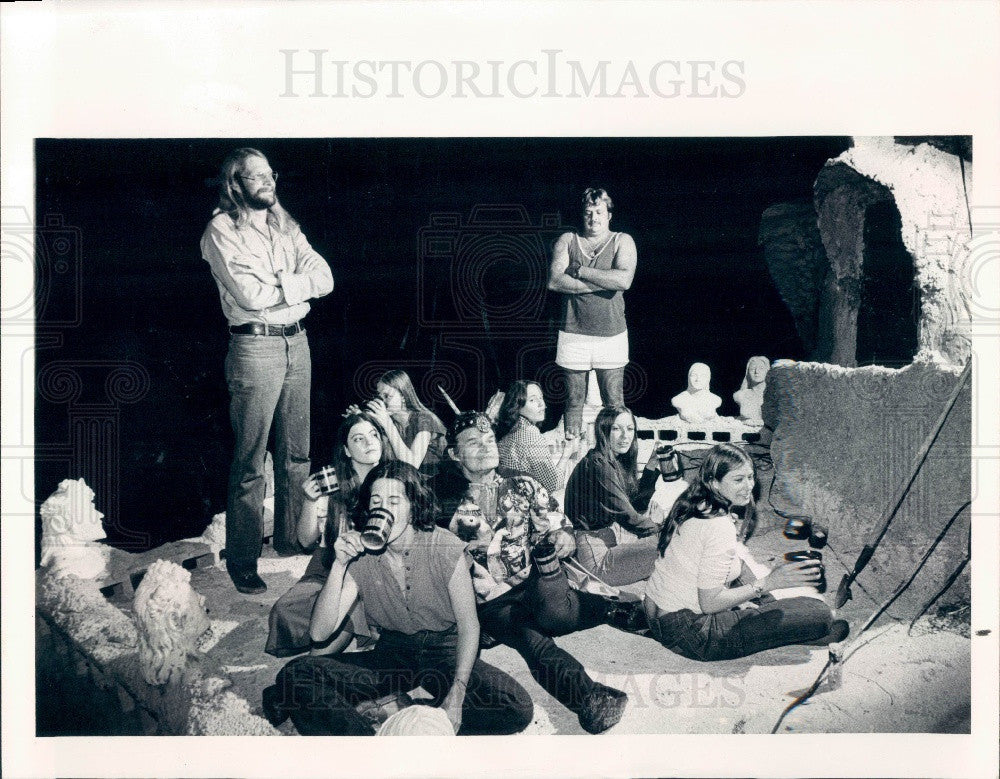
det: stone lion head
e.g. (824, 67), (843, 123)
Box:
(132, 560), (211, 686)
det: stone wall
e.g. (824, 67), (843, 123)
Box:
(814, 137), (973, 367)
(763, 359), (971, 618)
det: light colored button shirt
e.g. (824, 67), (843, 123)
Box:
(200, 208), (333, 326)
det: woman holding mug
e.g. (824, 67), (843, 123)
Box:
(265, 460), (533, 735)
(265, 411), (389, 657)
(644, 444), (846, 661)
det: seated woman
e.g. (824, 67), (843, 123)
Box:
(644, 444), (846, 661)
(358, 369), (447, 478)
(265, 461), (533, 736)
(564, 405), (665, 587)
(265, 411), (388, 658)
(495, 380), (578, 494)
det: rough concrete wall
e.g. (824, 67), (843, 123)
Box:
(758, 202), (828, 356)
(763, 360), (971, 619)
(816, 137), (973, 366)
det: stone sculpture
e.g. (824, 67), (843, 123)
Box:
(39, 478), (110, 580)
(133, 559), (211, 686)
(671, 363), (722, 423)
(733, 355), (770, 426)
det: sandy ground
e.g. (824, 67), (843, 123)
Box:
(92, 513), (967, 736)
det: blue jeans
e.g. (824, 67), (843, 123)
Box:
(478, 569), (610, 714)
(574, 526), (659, 587)
(224, 330), (311, 564)
(646, 595), (833, 661)
(273, 627), (534, 735)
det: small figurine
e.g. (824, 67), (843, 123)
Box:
(39, 478), (110, 580)
(733, 355), (770, 426)
(133, 559), (212, 686)
(671, 363), (722, 424)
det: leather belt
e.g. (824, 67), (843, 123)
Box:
(229, 320), (304, 336)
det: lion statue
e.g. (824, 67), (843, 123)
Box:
(132, 559), (211, 686)
(39, 478), (110, 580)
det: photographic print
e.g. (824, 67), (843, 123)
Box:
(3, 3), (998, 778)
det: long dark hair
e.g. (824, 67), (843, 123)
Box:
(332, 411), (391, 496)
(353, 460), (438, 533)
(593, 406), (639, 496)
(494, 380), (541, 441)
(657, 444), (758, 556)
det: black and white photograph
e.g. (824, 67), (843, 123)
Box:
(3, 3), (998, 779)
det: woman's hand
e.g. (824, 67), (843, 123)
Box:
(364, 398), (393, 429)
(332, 530), (365, 564)
(763, 560), (822, 592)
(550, 529), (576, 559)
(301, 473), (323, 501)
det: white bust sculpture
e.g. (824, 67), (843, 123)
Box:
(733, 355), (770, 426)
(39, 478), (110, 580)
(133, 559), (211, 686)
(671, 363), (722, 423)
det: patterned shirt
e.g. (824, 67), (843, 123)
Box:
(497, 417), (562, 493)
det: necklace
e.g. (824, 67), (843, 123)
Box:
(577, 232), (615, 260)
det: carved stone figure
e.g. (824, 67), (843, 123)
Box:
(671, 363), (722, 423)
(39, 478), (110, 580)
(733, 355), (770, 426)
(133, 559), (211, 686)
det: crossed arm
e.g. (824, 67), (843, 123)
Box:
(546, 232), (637, 295)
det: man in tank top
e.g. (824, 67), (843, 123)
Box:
(547, 188), (637, 439)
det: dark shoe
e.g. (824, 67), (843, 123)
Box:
(605, 600), (650, 635)
(227, 563), (267, 594)
(578, 683), (628, 734)
(802, 619), (850, 646)
(531, 540), (561, 577)
(262, 684), (289, 727)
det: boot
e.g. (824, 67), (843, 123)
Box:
(578, 682), (628, 734)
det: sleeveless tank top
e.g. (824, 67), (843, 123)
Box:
(561, 232), (628, 337)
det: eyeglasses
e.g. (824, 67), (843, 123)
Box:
(239, 171), (278, 184)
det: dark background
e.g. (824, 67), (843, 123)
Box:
(35, 136), (853, 550)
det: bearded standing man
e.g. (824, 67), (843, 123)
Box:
(201, 148), (333, 594)
(547, 187), (637, 440)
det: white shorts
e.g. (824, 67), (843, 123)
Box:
(555, 330), (629, 371)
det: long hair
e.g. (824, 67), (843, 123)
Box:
(593, 405), (639, 496)
(657, 444), (758, 556)
(332, 411), (391, 497)
(215, 147), (297, 234)
(378, 370), (441, 423)
(494, 380), (541, 441)
(354, 460), (438, 533)
(739, 356), (770, 391)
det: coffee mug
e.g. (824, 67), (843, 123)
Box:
(310, 465), (340, 496)
(360, 507), (395, 552)
(784, 549), (826, 593)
